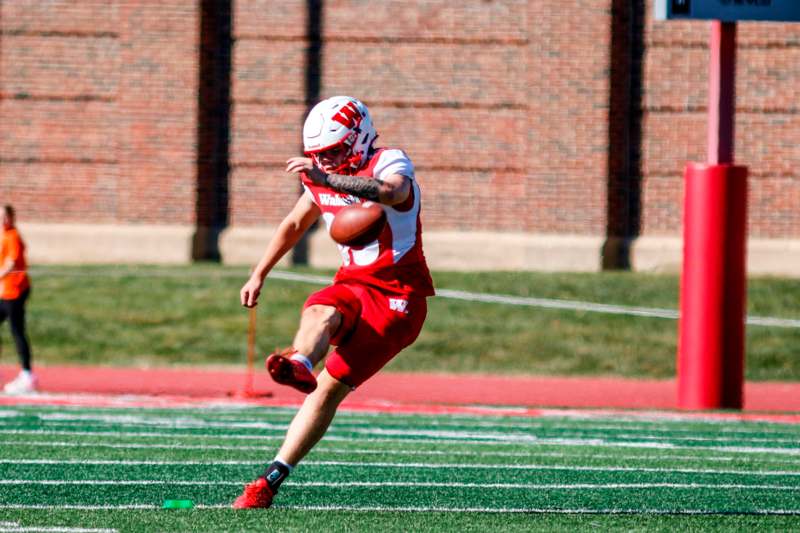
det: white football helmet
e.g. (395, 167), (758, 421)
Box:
(303, 96), (378, 173)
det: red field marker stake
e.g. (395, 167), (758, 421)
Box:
(245, 306), (257, 395)
(229, 305), (272, 399)
(678, 21), (747, 410)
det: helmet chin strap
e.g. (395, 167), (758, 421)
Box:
(345, 152), (363, 172)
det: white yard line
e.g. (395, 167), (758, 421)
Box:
(2, 428), (800, 457)
(0, 428), (277, 441)
(1, 503), (800, 515)
(1, 479), (799, 491)
(0, 439), (532, 456)
(15, 406), (800, 437)
(36, 412), (287, 431)
(268, 270), (800, 329)
(0, 523), (118, 533)
(27, 267), (800, 328)
(435, 288), (800, 329)
(3, 458), (800, 477)
(0, 480), (234, 486)
(360, 426), (800, 446)
(3, 439), (800, 466)
(8, 407), (800, 438)
(0, 524), (116, 533)
(268, 503), (800, 515)
(0, 505), (152, 511)
(15, 412), (800, 447)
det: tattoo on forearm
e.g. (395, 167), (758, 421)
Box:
(325, 173), (382, 201)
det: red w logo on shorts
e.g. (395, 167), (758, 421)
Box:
(332, 101), (362, 128)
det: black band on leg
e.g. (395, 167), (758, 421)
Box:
(262, 461), (291, 492)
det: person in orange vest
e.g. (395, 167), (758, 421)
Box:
(0, 205), (36, 394)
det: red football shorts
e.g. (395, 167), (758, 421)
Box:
(303, 282), (428, 388)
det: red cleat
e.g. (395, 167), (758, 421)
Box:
(232, 477), (275, 509)
(266, 349), (318, 394)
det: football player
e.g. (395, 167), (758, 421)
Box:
(234, 96), (434, 508)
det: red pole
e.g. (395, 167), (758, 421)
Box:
(677, 21), (748, 410)
(678, 164), (747, 409)
(707, 21), (737, 165)
(245, 306), (257, 395)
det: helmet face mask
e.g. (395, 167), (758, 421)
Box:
(314, 144), (350, 173)
(303, 96), (378, 174)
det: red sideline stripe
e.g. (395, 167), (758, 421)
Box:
(2, 364), (800, 412)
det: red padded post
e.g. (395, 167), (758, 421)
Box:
(678, 163), (748, 409)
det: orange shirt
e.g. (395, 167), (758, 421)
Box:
(1, 228), (30, 300)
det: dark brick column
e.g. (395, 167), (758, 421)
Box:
(193, 0), (233, 261)
(603, 0), (644, 270)
(291, 0), (324, 265)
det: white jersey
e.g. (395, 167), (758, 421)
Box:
(301, 148), (434, 296)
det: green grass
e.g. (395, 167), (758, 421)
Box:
(0, 404), (799, 532)
(6, 264), (800, 380)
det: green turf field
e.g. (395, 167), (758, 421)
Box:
(0, 404), (799, 531)
(16, 265), (800, 380)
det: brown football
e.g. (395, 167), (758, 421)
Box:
(329, 201), (387, 247)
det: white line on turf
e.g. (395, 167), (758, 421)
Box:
(0, 506), (152, 511)
(1, 428), (799, 457)
(0, 523), (147, 533)
(434, 288), (800, 329)
(0, 439), (533, 457)
(14, 413), (800, 447)
(0, 527), (117, 533)
(3, 459), (800, 477)
(2, 503), (800, 515)
(8, 406), (800, 436)
(36, 413), (288, 431)
(4, 439), (800, 466)
(360, 426), (800, 446)
(1, 480), (799, 491)
(0, 480), (235, 485)
(27, 267), (800, 328)
(0, 429), (279, 441)
(268, 270), (800, 329)
(269, 504), (800, 515)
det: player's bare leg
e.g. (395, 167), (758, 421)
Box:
(292, 304), (341, 365)
(233, 369), (351, 509)
(265, 304), (341, 394)
(278, 305), (349, 462)
(277, 369), (351, 464)
(235, 306), (348, 509)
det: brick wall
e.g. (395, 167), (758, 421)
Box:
(1, 1), (799, 267)
(0, 0), (199, 225)
(643, 10), (800, 239)
(230, 0), (611, 235)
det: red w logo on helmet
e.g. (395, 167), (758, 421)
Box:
(331, 101), (362, 128)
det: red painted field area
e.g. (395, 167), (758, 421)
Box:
(2, 364), (799, 422)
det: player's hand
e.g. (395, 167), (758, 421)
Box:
(286, 157), (327, 185)
(240, 276), (263, 308)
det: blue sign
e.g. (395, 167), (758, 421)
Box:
(655, 0), (800, 22)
